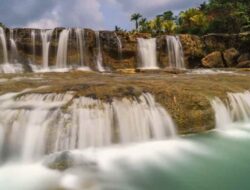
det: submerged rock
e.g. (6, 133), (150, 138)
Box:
(44, 151), (98, 171)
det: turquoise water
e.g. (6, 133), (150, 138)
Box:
(99, 128), (250, 190)
(1, 127), (250, 190)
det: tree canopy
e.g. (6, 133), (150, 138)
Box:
(127, 0), (250, 35)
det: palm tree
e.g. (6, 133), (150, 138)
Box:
(131, 13), (142, 30)
(162, 11), (174, 21)
(139, 18), (148, 32)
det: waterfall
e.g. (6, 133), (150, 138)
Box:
(31, 30), (36, 64)
(211, 91), (250, 129)
(9, 29), (18, 63)
(137, 38), (158, 69)
(56, 29), (70, 69)
(0, 91), (176, 161)
(41, 29), (53, 69)
(115, 32), (122, 59)
(75, 28), (87, 68)
(0, 27), (8, 63)
(166, 35), (185, 69)
(95, 31), (105, 72)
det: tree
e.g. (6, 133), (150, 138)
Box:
(162, 20), (177, 34)
(115, 25), (122, 32)
(179, 8), (208, 34)
(0, 22), (5, 28)
(130, 13), (142, 31)
(162, 11), (174, 21)
(205, 0), (250, 33)
(139, 18), (150, 32)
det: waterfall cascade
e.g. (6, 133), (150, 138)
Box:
(137, 38), (158, 69)
(9, 29), (18, 63)
(41, 29), (53, 69)
(115, 33), (122, 59)
(56, 29), (70, 69)
(0, 27), (8, 64)
(211, 91), (250, 129)
(95, 31), (105, 72)
(0, 28), (189, 73)
(0, 91), (176, 162)
(166, 35), (185, 69)
(75, 28), (85, 67)
(31, 30), (36, 64)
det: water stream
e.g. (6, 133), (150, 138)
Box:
(0, 90), (249, 189)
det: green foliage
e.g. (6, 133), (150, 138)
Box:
(130, 13), (142, 30)
(129, 0), (250, 35)
(205, 0), (250, 33)
(0, 22), (5, 28)
(179, 8), (208, 35)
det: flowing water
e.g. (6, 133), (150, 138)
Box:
(31, 30), (36, 64)
(115, 33), (122, 59)
(0, 89), (249, 189)
(166, 35), (185, 69)
(1, 29), (189, 74)
(137, 38), (158, 69)
(41, 29), (54, 69)
(56, 29), (70, 69)
(0, 27), (8, 63)
(95, 31), (105, 72)
(0, 27), (249, 190)
(9, 29), (18, 63)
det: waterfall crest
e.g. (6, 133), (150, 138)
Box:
(166, 36), (185, 69)
(0, 91), (176, 161)
(137, 38), (158, 69)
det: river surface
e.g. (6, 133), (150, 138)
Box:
(0, 125), (249, 190)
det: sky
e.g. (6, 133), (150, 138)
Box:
(0, 0), (207, 30)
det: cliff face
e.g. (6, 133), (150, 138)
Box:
(1, 27), (250, 71)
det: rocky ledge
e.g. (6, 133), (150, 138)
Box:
(1, 70), (250, 134)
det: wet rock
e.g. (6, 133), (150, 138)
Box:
(44, 151), (98, 171)
(202, 51), (224, 68)
(223, 48), (239, 67)
(237, 60), (250, 68)
(237, 53), (250, 63)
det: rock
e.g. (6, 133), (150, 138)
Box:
(237, 60), (250, 68)
(223, 48), (239, 67)
(203, 32), (250, 53)
(179, 34), (205, 68)
(237, 53), (250, 63)
(44, 151), (98, 171)
(202, 51), (224, 68)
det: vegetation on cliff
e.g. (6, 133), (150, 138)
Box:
(123, 0), (250, 35)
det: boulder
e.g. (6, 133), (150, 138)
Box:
(237, 60), (250, 68)
(202, 51), (224, 68)
(237, 53), (250, 63)
(223, 48), (239, 67)
(179, 34), (205, 68)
